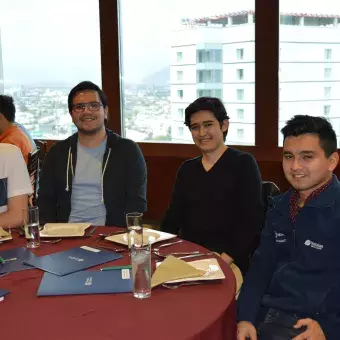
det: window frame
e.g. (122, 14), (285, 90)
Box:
(236, 48), (245, 60)
(237, 108), (245, 120)
(324, 67), (332, 79)
(324, 48), (332, 60)
(237, 89), (245, 100)
(78, 0), (281, 162)
(177, 70), (183, 81)
(237, 68), (244, 80)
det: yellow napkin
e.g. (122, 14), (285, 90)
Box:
(151, 255), (206, 288)
(0, 227), (12, 241)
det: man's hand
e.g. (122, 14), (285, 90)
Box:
(237, 321), (257, 340)
(220, 252), (234, 265)
(293, 318), (326, 340)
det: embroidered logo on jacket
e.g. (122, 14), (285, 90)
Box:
(304, 239), (324, 250)
(274, 231), (287, 243)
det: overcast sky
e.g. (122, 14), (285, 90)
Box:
(0, 0), (101, 86)
(0, 0), (339, 85)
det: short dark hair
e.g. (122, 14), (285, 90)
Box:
(68, 81), (108, 113)
(184, 97), (230, 141)
(0, 95), (15, 122)
(281, 115), (337, 157)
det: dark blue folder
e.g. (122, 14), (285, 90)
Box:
(24, 246), (123, 276)
(0, 247), (36, 274)
(37, 270), (133, 296)
(0, 289), (10, 298)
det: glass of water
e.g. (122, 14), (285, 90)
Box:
(131, 243), (151, 299)
(23, 206), (40, 248)
(126, 212), (143, 250)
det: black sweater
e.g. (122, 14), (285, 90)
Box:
(161, 148), (264, 274)
(37, 129), (147, 227)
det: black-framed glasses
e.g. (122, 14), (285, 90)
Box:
(72, 101), (103, 113)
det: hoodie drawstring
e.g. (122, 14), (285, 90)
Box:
(101, 148), (111, 202)
(65, 147), (72, 191)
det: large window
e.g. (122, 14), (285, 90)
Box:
(279, 0), (340, 146)
(0, 0), (101, 140)
(119, 0), (255, 145)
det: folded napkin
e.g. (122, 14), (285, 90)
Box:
(151, 255), (206, 288)
(41, 223), (91, 237)
(0, 228), (12, 241)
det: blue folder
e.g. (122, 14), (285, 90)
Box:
(0, 289), (10, 298)
(23, 246), (123, 276)
(37, 269), (133, 296)
(0, 247), (36, 275)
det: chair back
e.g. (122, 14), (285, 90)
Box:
(35, 140), (48, 168)
(230, 263), (243, 299)
(27, 149), (40, 206)
(262, 181), (280, 217)
(250, 181), (281, 258)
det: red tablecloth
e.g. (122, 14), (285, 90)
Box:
(0, 227), (236, 340)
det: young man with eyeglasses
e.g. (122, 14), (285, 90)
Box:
(161, 97), (264, 275)
(38, 81), (147, 227)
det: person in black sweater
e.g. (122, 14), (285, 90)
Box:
(161, 97), (264, 274)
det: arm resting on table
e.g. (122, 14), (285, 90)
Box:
(0, 194), (28, 227)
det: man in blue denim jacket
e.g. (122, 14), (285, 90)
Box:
(237, 115), (340, 340)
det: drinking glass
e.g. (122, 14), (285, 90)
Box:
(126, 212), (143, 250)
(131, 244), (151, 299)
(23, 206), (40, 248)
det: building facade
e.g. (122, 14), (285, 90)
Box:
(170, 11), (340, 146)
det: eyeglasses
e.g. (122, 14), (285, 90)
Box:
(72, 101), (103, 113)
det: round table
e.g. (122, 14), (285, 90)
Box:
(0, 227), (236, 340)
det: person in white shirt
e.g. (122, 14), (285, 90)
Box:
(0, 143), (32, 227)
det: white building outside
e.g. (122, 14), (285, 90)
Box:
(170, 10), (340, 146)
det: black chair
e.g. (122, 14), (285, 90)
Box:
(262, 181), (280, 217)
(250, 181), (281, 258)
(35, 140), (48, 169)
(27, 149), (40, 206)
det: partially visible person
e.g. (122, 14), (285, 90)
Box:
(15, 122), (37, 151)
(0, 144), (32, 227)
(38, 81), (147, 227)
(161, 97), (263, 275)
(237, 115), (340, 340)
(0, 95), (34, 163)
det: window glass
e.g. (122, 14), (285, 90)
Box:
(0, 0), (101, 140)
(119, 0), (255, 145)
(279, 0), (340, 146)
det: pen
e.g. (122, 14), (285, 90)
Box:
(100, 265), (132, 271)
(0, 257), (17, 264)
